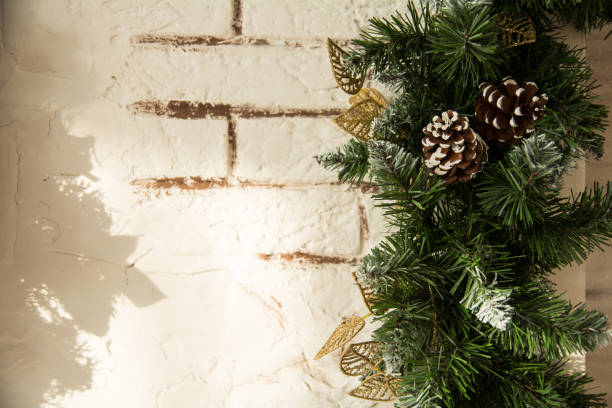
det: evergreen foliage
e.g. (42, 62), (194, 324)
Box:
(429, 0), (506, 86)
(317, 0), (612, 406)
(315, 138), (369, 183)
(494, 0), (612, 33)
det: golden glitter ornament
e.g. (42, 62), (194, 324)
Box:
(327, 38), (366, 94)
(497, 13), (536, 48)
(348, 372), (396, 401)
(333, 88), (387, 140)
(348, 87), (386, 107)
(314, 315), (366, 360)
(352, 272), (383, 315)
(313, 314), (405, 401)
(387, 376), (406, 397)
(339, 341), (384, 376)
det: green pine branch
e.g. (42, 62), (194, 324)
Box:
(428, 0), (506, 87)
(316, 0), (611, 405)
(487, 281), (610, 360)
(315, 138), (369, 184)
(520, 181), (612, 268)
(358, 230), (446, 296)
(346, 0), (433, 80)
(477, 135), (564, 227)
(368, 140), (446, 214)
(510, 34), (609, 159)
(486, 359), (607, 408)
(494, 0), (612, 33)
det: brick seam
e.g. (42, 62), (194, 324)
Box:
(130, 177), (377, 191)
(129, 100), (343, 119)
(257, 252), (359, 265)
(131, 34), (351, 48)
(232, 0), (243, 36)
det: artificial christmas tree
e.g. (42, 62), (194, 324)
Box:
(315, 0), (612, 406)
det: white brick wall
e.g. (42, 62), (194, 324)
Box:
(0, 1), (394, 407)
(1, 1), (599, 406)
(243, 0), (407, 39)
(64, 102), (230, 179)
(234, 118), (351, 183)
(119, 46), (348, 108)
(124, 188), (363, 256)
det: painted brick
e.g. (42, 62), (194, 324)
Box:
(125, 187), (362, 256)
(243, 0), (407, 39)
(1, 1), (233, 92)
(147, 118), (229, 178)
(1, 0), (604, 407)
(62, 258), (382, 408)
(62, 101), (228, 179)
(117, 46), (348, 109)
(235, 117), (350, 183)
(362, 192), (395, 251)
(3, 0), (233, 48)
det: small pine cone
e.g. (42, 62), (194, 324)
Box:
(474, 77), (548, 148)
(422, 110), (488, 185)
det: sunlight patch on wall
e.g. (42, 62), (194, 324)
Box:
(26, 283), (74, 324)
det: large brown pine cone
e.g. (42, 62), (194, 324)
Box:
(422, 110), (488, 185)
(474, 77), (548, 148)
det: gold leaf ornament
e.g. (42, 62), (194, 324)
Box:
(348, 88), (386, 107)
(327, 38), (366, 94)
(497, 13), (536, 48)
(387, 376), (406, 397)
(352, 272), (385, 315)
(314, 316), (365, 360)
(340, 341), (384, 376)
(333, 88), (387, 140)
(348, 373), (397, 401)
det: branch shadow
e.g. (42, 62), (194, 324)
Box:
(0, 112), (165, 407)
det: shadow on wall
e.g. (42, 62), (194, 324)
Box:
(0, 113), (165, 407)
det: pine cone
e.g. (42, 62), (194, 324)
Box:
(474, 77), (548, 148)
(422, 110), (488, 185)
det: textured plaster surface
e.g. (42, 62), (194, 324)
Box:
(0, 1), (608, 407)
(0, 1), (393, 407)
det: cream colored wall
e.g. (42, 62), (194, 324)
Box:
(0, 1), (403, 407)
(0, 1), (609, 407)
